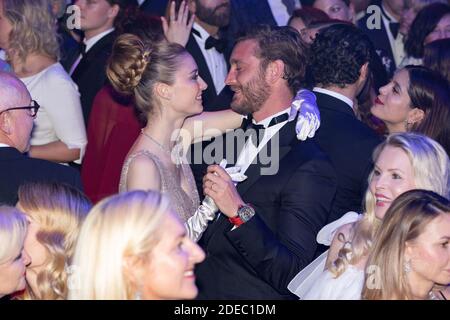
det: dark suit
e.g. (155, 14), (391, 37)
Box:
(195, 118), (337, 299)
(228, 0), (277, 38)
(0, 147), (83, 205)
(68, 31), (117, 124)
(140, 0), (169, 16)
(358, 0), (397, 78)
(186, 33), (233, 112)
(312, 91), (382, 227)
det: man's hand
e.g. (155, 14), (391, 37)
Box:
(289, 89), (321, 141)
(203, 165), (245, 218)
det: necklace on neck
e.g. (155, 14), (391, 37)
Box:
(141, 129), (172, 155)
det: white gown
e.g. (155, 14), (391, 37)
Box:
(288, 211), (364, 300)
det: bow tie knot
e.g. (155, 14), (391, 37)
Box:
(79, 42), (87, 56)
(205, 36), (226, 53)
(242, 113), (289, 146)
(389, 22), (400, 39)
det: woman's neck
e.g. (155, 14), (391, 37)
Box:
(386, 122), (407, 135)
(9, 53), (56, 78)
(143, 113), (185, 151)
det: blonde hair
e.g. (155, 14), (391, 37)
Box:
(362, 189), (450, 300)
(68, 190), (170, 300)
(4, 0), (60, 63)
(331, 132), (450, 277)
(0, 206), (27, 264)
(106, 33), (187, 121)
(17, 183), (91, 300)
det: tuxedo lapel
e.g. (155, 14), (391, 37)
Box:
(236, 119), (295, 196)
(71, 32), (116, 81)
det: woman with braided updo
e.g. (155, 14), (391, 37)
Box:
(107, 28), (320, 241)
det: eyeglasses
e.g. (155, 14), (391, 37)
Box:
(0, 100), (40, 118)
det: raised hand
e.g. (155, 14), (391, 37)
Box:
(289, 89), (321, 141)
(162, 1), (195, 47)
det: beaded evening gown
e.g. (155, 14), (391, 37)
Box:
(119, 150), (200, 223)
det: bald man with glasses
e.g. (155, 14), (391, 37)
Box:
(0, 72), (83, 205)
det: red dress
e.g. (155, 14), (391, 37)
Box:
(81, 85), (142, 203)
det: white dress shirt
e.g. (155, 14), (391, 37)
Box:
(235, 107), (291, 176)
(69, 28), (115, 76)
(192, 22), (227, 95)
(267, 0), (302, 26)
(381, 3), (405, 68)
(313, 87), (354, 111)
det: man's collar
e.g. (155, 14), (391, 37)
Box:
(192, 22), (211, 41)
(313, 87), (354, 110)
(84, 28), (115, 53)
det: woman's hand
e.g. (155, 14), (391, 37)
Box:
(289, 89), (321, 141)
(203, 165), (245, 218)
(162, 1), (195, 47)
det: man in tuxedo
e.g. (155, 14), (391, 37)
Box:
(68, 0), (137, 124)
(308, 24), (382, 229)
(0, 72), (82, 205)
(194, 25), (337, 299)
(175, 0), (234, 112)
(358, 0), (406, 77)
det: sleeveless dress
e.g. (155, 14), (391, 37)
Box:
(288, 211), (364, 300)
(119, 150), (200, 223)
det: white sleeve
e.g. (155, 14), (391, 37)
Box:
(41, 70), (87, 163)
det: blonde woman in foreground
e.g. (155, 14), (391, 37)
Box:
(18, 182), (91, 300)
(68, 190), (205, 300)
(363, 189), (450, 300)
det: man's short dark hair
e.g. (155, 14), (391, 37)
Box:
(236, 24), (308, 95)
(309, 24), (375, 88)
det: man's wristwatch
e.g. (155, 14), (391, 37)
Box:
(229, 204), (255, 227)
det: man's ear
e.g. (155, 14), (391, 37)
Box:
(0, 113), (12, 136)
(266, 60), (285, 83)
(359, 62), (369, 82)
(349, 3), (356, 23)
(108, 4), (120, 20)
(154, 82), (172, 101)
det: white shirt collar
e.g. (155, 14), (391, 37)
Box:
(0, 143), (11, 147)
(84, 28), (115, 53)
(254, 107), (291, 127)
(192, 22), (211, 42)
(381, 3), (398, 22)
(313, 87), (354, 110)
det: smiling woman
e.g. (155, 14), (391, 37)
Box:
(371, 65), (450, 155)
(68, 190), (205, 300)
(289, 132), (450, 299)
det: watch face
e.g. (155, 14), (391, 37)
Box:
(238, 205), (255, 222)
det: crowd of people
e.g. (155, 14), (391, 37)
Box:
(0, 0), (449, 300)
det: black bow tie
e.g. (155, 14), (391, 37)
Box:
(205, 36), (226, 53)
(389, 22), (400, 39)
(241, 113), (289, 146)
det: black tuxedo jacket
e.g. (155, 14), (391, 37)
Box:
(195, 119), (337, 299)
(358, 0), (397, 78)
(68, 31), (117, 124)
(0, 147), (83, 205)
(312, 91), (382, 226)
(185, 33), (233, 112)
